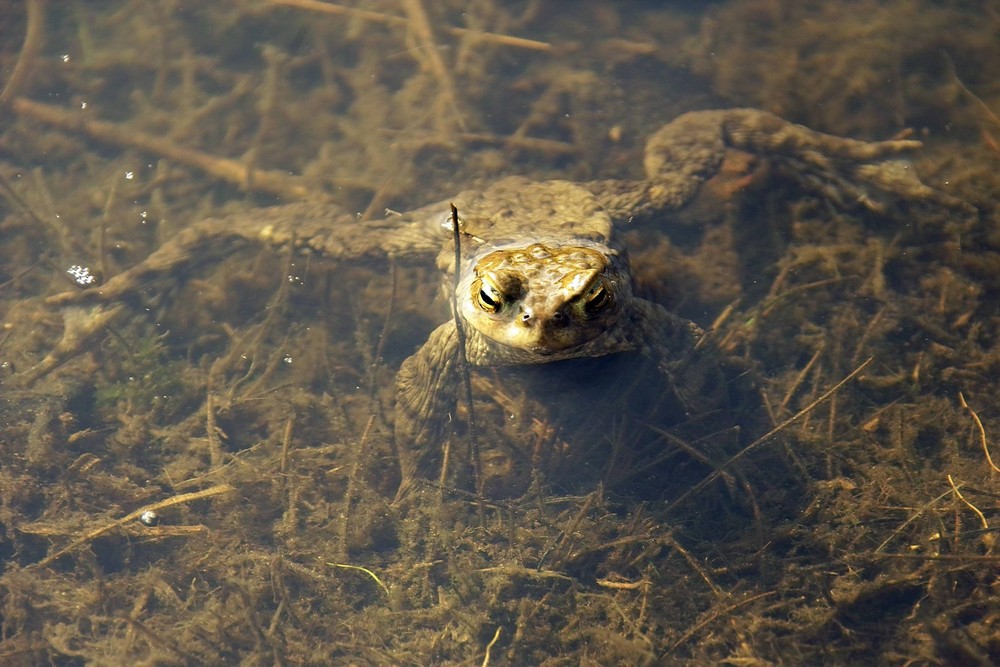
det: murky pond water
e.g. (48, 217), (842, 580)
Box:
(1, 1), (998, 663)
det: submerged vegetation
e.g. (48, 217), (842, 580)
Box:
(1, 0), (999, 663)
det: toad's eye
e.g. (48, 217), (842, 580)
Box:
(476, 281), (504, 313)
(474, 272), (521, 314)
(583, 279), (611, 316)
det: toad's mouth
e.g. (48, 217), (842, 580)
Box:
(524, 333), (600, 357)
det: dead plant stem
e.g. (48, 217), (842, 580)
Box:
(959, 392), (1000, 474)
(0, 0), (46, 107)
(947, 474), (988, 529)
(270, 0), (553, 52)
(30, 484), (236, 569)
(399, 0), (465, 134)
(666, 357), (874, 514)
(671, 592), (776, 651)
(11, 98), (317, 201)
(779, 342), (825, 414)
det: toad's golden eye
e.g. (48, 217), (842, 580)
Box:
(476, 280), (504, 313)
(583, 278), (611, 316)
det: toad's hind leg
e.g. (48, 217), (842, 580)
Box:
(644, 109), (970, 213)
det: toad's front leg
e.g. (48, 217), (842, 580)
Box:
(393, 320), (462, 498)
(624, 299), (730, 419)
(46, 200), (448, 307)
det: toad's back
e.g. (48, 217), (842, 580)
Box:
(442, 177), (615, 268)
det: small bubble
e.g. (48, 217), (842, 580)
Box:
(283, 355), (293, 364)
(124, 171), (134, 180)
(61, 54), (70, 63)
(80, 100), (87, 110)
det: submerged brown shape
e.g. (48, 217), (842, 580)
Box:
(40, 109), (957, 497)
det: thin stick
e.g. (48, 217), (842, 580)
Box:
(671, 592), (775, 651)
(280, 415), (294, 477)
(270, 0), (553, 52)
(338, 413), (376, 560)
(947, 474), (988, 530)
(779, 343), (824, 414)
(943, 52), (1000, 128)
(30, 484), (236, 569)
(14, 304), (127, 387)
(449, 204), (483, 497)
(875, 552), (1000, 562)
(11, 97), (317, 201)
(461, 131), (577, 156)
(99, 176), (120, 293)
(666, 358), (874, 514)
(875, 486), (954, 553)
(481, 626), (502, 667)
(0, 0), (46, 106)
(0, 171), (50, 229)
(327, 562), (391, 598)
(959, 392), (1000, 474)
(399, 0), (465, 133)
(205, 390), (225, 469)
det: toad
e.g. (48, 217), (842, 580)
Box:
(45, 109), (960, 494)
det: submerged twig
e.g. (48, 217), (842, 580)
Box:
(959, 391), (1000, 474)
(13, 304), (127, 387)
(327, 562), (391, 598)
(666, 357), (875, 513)
(399, 0), (465, 134)
(779, 343), (825, 414)
(943, 52), (1000, 129)
(450, 203), (482, 497)
(11, 98), (319, 201)
(30, 484), (236, 569)
(269, 0), (553, 52)
(0, 0), (46, 106)
(875, 486), (955, 553)
(947, 474), (988, 530)
(671, 592), (776, 651)
(481, 626), (502, 667)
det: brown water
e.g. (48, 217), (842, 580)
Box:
(1, 1), (998, 663)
